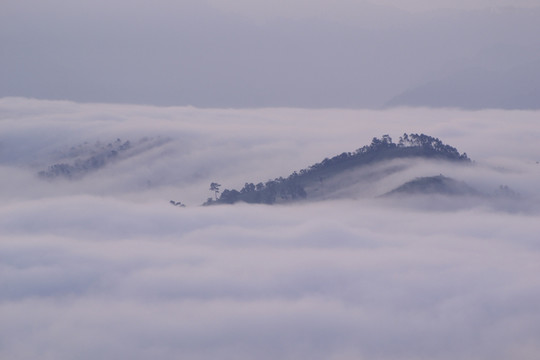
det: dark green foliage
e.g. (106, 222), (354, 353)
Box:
(218, 189), (241, 204)
(206, 133), (470, 205)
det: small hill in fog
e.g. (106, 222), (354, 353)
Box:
(383, 175), (480, 197)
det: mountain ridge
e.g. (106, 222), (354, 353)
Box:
(204, 133), (471, 205)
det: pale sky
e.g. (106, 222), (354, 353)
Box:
(1, 0), (539, 108)
(207, 0), (540, 19)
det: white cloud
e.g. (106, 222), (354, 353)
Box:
(2, 199), (540, 359)
(1, 98), (540, 359)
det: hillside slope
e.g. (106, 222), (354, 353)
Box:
(205, 133), (470, 205)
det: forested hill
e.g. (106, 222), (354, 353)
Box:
(204, 133), (470, 205)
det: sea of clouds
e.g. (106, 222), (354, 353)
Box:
(1, 97), (540, 359)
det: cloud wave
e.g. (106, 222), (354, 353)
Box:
(1, 98), (540, 359)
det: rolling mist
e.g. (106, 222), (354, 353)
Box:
(2, 98), (540, 359)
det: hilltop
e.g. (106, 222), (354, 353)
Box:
(204, 133), (471, 205)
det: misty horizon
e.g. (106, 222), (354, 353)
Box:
(2, 1), (540, 109)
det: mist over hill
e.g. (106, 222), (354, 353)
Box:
(2, 98), (538, 209)
(205, 133), (472, 205)
(203, 132), (534, 212)
(37, 137), (170, 180)
(384, 175), (480, 197)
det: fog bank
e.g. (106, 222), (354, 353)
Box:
(1, 98), (540, 359)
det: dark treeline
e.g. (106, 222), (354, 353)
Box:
(204, 133), (470, 205)
(38, 138), (131, 179)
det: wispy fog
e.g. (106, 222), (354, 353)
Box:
(1, 98), (540, 359)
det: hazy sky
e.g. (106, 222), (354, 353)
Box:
(2, 98), (540, 359)
(2, 0), (540, 108)
(208, 0), (540, 18)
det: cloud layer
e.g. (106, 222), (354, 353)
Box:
(1, 98), (540, 359)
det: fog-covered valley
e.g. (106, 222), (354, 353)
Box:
(2, 98), (540, 359)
